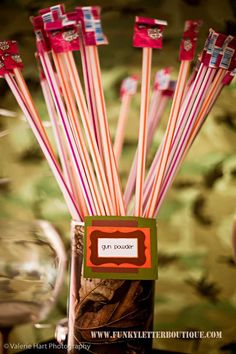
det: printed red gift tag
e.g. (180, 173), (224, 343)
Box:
(179, 20), (202, 61)
(133, 17), (167, 49)
(76, 6), (108, 46)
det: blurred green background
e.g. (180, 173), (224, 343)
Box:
(1, 0), (236, 353)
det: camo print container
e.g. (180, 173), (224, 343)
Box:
(68, 221), (155, 354)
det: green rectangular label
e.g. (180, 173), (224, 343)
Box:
(83, 216), (158, 280)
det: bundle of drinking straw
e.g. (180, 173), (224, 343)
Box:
(0, 5), (235, 222)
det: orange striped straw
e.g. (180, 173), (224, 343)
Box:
(13, 67), (87, 218)
(145, 60), (190, 217)
(40, 72), (89, 218)
(87, 45), (126, 215)
(64, 51), (116, 216)
(134, 47), (152, 216)
(13, 68), (53, 153)
(52, 51), (105, 216)
(40, 77), (82, 208)
(5, 73), (81, 221)
(80, 40), (104, 161)
(113, 93), (132, 165)
(153, 69), (225, 217)
(183, 69), (225, 162)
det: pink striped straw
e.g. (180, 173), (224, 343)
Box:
(87, 45), (125, 215)
(145, 60), (191, 217)
(183, 71), (227, 161)
(148, 94), (169, 152)
(113, 75), (138, 166)
(144, 19), (203, 217)
(80, 40), (101, 153)
(147, 90), (165, 136)
(143, 63), (206, 210)
(38, 50), (95, 215)
(5, 73), (81, 221)
(64, 51), (115, 216)
(124, 90), (167, 208)
(52, 51), (105, 216)
(40, 76), (89, 218)
(40, 78), (74, 192)
(134, 47), (152, 216)
(152, 67), (217, 217)
(160, 65), (208, 185)
(180, 69), (236, 176)
(13, 68), (54, 153)
(113, 93), (133, 165)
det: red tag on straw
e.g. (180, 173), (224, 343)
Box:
(66, 11), (81, 24)
(209, 34), (231, 68)
(31, 16), (51, 53)
(2, 53), (23, 70)
(41, 10), (80, 53)
(133, 17), (167, 48)
(219, 36), (236, 70)
(76, 6), (108, 46)
(201, 29), (217, 66)
(120, 75), (139, 97)
(229, 55), (236, 72)
(0, 41), (23, 73)
(76, 8), (96, 46)
(154, 67), (171, 91)
(162, 80), (176, 97)
(39, 4), (65, 17)
(222, 69), (235, 85)
(0, 41), (19, 55)
(179, 20), (202, 61)
(39, 4), (66, 31)
(0, 54), (23, 76)
(0, 58), (7, 77)
(46, 27), (80, 53)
